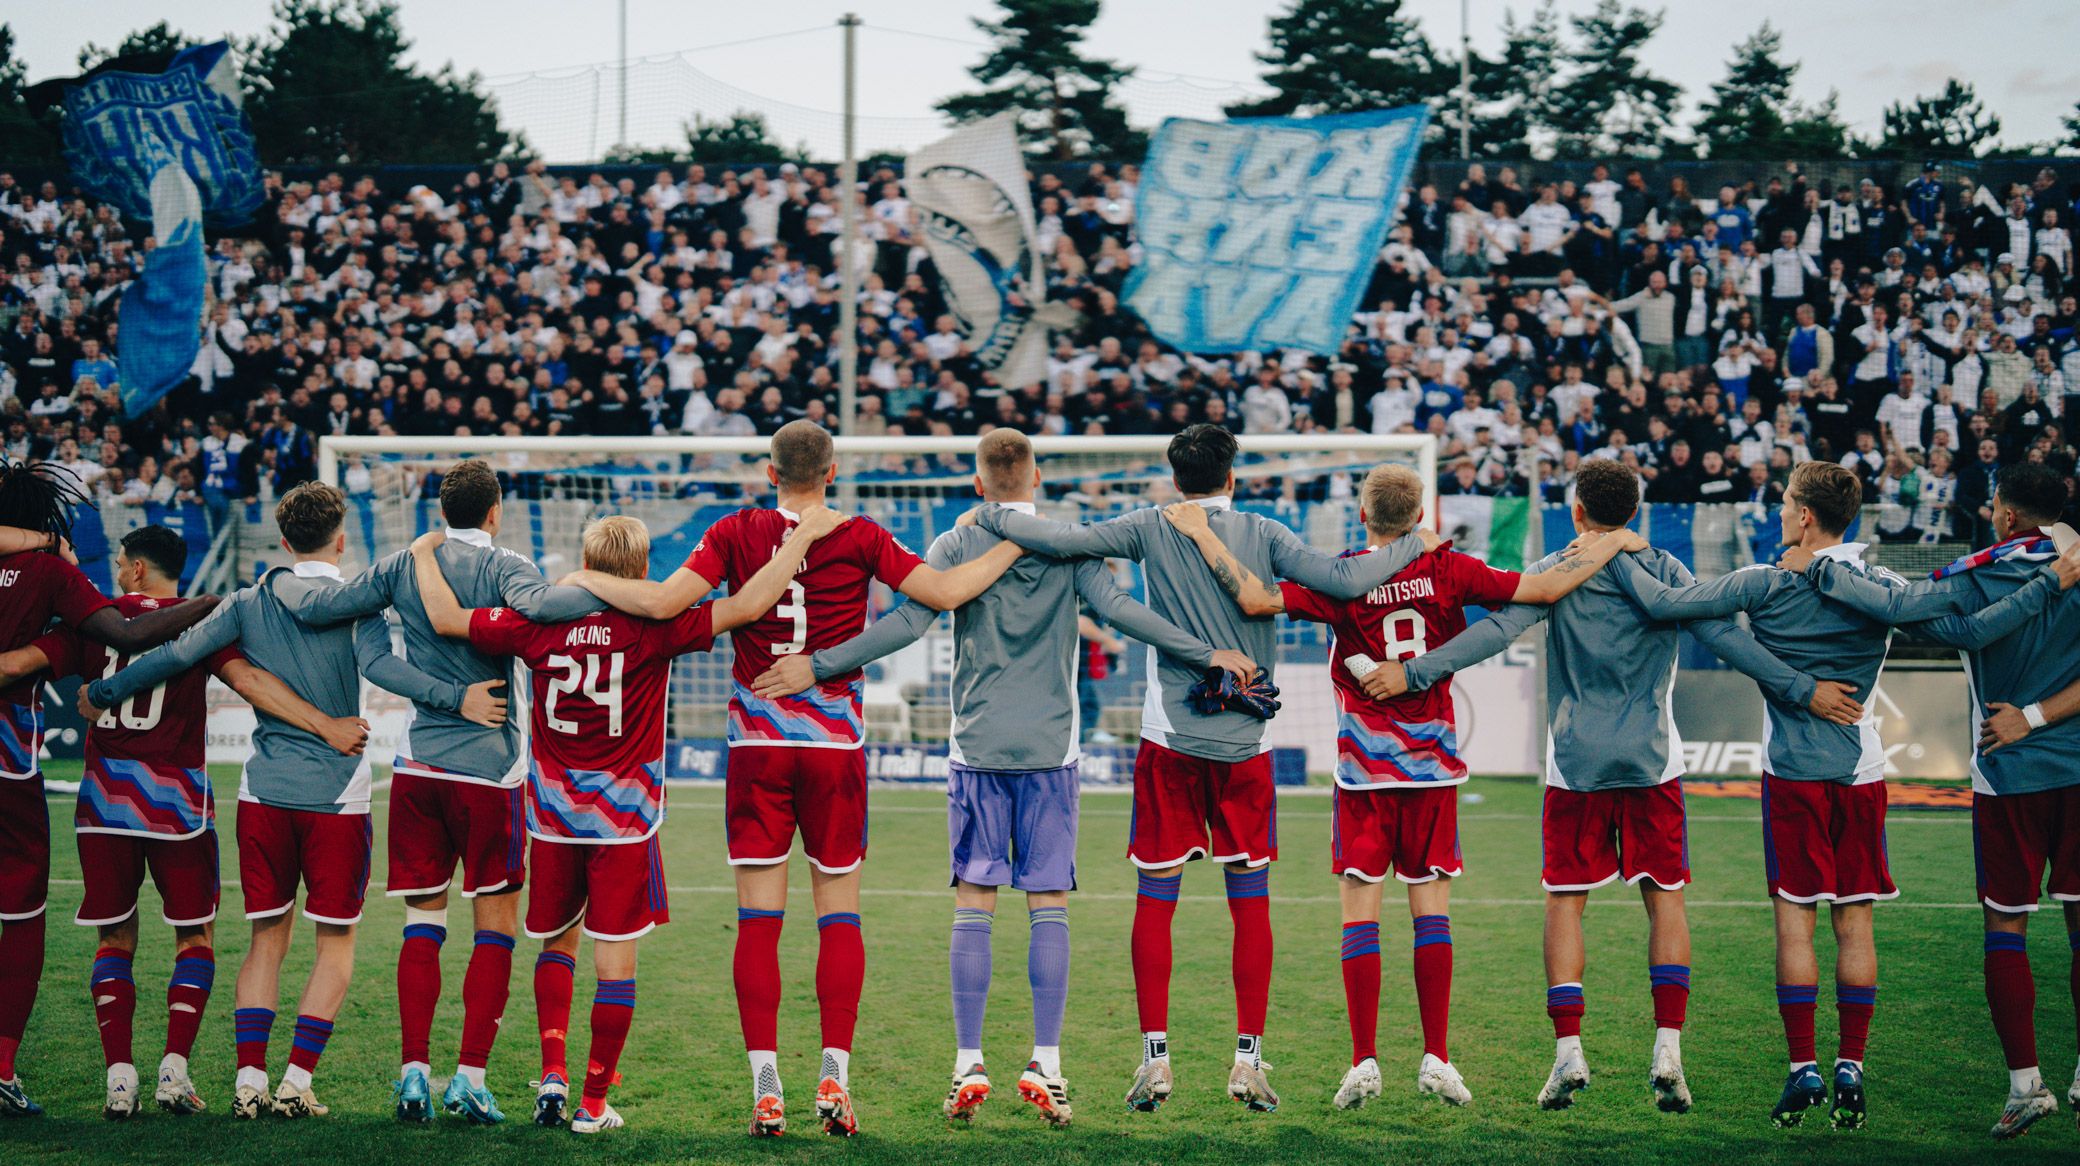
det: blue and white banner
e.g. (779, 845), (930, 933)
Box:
(55, 41), (261, 415)
(1124, 105), (1430, 355)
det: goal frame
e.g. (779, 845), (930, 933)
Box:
(316, 433), (1440, 530)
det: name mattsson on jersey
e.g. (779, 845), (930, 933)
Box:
(1366, 575), (1438, 607)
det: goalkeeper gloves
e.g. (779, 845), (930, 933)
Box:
(1185, 667), (1282, 720)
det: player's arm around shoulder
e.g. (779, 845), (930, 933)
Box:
(1907, 558), (2075, 650)
(1513, 528), (1651, 605)
(1783, 546), (1968, 625)
(971, 500), (1144, 561)
(410, 530), (477, 638)
(492, 544), (607, 623)
(1261, 510), (1438, 600)
(287, 553), (398, 627)
(900, 519), (1022, 612)
(83, 593), (244, 714)
(1161, 501), (1284, 616)
(713, 504), (846, 632)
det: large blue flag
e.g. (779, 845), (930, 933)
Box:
(54, 42), (261, 416)
(1123, 105), (1429, 355)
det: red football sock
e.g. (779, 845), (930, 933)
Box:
(459, 931), (515, 1070)
(1985, 933), (2037, 1070)
(1412, 915), (1453, 1061)
(1132, 873), (1181, 1033)
(1547, 983), (1584, 1039)
(1777, 984), (1818, 1064)
(1649, 964), (1690, 1031)
(232, 1007), (273, 1071)
(1340, 922), (1380, 1064)
(2070, 931), (2080, 1054)
(815, 913), (864, 1053)
(733, 910), (783, 1051)
(1225, 868), (1272, 1036)
(580, 979), (635, 1114)
(534, 950), (576, 1082)
(164, 947), (214, 1058)
(0, 915), (47, 1079)
(1835, 983), (1877, 1063)
(287, 1014), (334, 1073)
(397, 921), (445, 1066)
(90, 947), (136, 1068)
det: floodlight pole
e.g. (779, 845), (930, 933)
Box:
(838, 12), (861, 437)
(618, 0), (628, 154)
(1459, 0), (1471, 160)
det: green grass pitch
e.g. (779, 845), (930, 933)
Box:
(3, 764), (2077, 1164)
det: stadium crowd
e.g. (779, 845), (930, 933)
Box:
(1, 155), (2077, 547)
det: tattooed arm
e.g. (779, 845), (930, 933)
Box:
(1163, 503), (1287, 616)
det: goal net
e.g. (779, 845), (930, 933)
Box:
(315, 434), (1442, 783)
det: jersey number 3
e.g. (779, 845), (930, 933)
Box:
(771, 581), (808, 656)
(545, 652), (626, 737)
(1382, 609), (1428, 662)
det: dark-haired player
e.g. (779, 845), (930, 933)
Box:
(84, 484), (457, 1120)
(278, 459), (606, 1126)
(972, 424), (1439, 1114)
(1164, 463), (1644, 1111)
(0, 526), (364, 1119)
(1610, 462), (2073, 1131)
(0, 459), (222, 1116)
(539, 421), (1021, 1136)
(1369, 458), (1860, 1116)
(414, 508), (844, 1135)
(1779, 462), (2080, 1138)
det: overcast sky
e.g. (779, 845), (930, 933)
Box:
(12, 1), (2080, 162)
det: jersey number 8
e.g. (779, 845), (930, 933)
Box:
(545, 652), (625, 737)
(1382, 609), (1428, 662)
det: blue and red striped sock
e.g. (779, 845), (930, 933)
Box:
(1412, 915), (1453, 1060)
(90, 947), (136, 1068)
(1835, 983), (1877, 1064)
(1132, 872), (1181, 1036)
(1225, 868), (1272, 1040)
(233, 1006), (275, 1071)
(1777, 983), (1819, 1065)
(165, 947), (214, 1058)
(1547, 983), (1585, 1039)
(1983, 931), (2036, 1071)
(287, 1014), (334, 1075)
(1649, 963), (1690, 1031)
(1340, 922), (1381, 1064)
(581, 978), (635, 1114)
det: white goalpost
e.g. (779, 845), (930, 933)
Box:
(313, 433), (1439, 782)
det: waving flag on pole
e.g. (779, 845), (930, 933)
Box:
(906, 114), (1072, 391)
(1125, 105), (1429, 355)
(42, 41), (262, 415)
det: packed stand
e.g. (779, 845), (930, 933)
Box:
(1, 155), (2077, 548)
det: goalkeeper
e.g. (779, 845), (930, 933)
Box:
(969, 424), (1438, 1115)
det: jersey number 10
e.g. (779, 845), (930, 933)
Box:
(545, 652), (625, 737)
(97, 653), (166, 731)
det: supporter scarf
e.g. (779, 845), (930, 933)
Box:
(1930, 529), (2055, 580)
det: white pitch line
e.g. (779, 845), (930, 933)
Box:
(40, 877), (1989, 910)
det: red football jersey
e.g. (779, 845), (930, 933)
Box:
(469, 603), (714, 842)
(36, 594), (243, 836)
(0, 550), (116, 779)
(683, 508), (924, 746)
(1280, 545), (1520, 789)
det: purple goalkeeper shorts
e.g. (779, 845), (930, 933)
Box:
(947, 762), (1080, 892)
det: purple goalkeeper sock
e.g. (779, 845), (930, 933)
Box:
(950, 908), (994, 1053)
(1028, 907), (1069, 1050)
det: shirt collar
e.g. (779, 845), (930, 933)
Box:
(445, 527), (493, 547)
(1187, 495), (1233, 511)
(777, 505), (799, 522)
(1814, 542), (1868, 564)
(999, 501), (1036, 515)
(291, 560), (343, 580)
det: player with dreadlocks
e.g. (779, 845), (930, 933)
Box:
(0, 457), (222, 1116)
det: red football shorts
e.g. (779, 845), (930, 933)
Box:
(1332, 784), (1461, 884)
(0, 775), (49, 920)
(1762, 774), (1897, 904)
(385, 774), (526, 899)
(524, 834), (669, 942)
(1973, 786), (2080, 913)
(75, 829), (220, 927)
(725, 746), (868, 874)
(1541, 779), (1689, 892)
(1128, 739), (1276, 869)
(235, 801), (373, 924)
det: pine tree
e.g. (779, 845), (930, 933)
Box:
(1873, 79), (2001, 159)
(0, 24), (59, 167)
(77, 22), (197, 71)
(937, 0), (1140, 161)
(1227, 0), (1442, 121)
(1545, 0), (1682, 158)
(2064, 101), (2080, 152)
(1692, 22), (1847, 159)
(1461, 0), (1564, 157)
(242, 0), (516, 166)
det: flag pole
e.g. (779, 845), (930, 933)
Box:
(838, 12), (861, 437)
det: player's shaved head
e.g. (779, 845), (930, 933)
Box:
(1785, 461), (1862, 535)
(975, 428), (1035, 497)
(771, 420), (835, 490)
(439, 459), (502, 529)
(1573, 459), (1640, 530)
(582, 515), (651, 580)
(119, 525), (186, 585)
(276, 482), (347, 554)
(1361, 465), (1424, 539)
(1993, 463), (2068, 526)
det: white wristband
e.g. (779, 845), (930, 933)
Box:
(2021, 703), (2049, 731)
